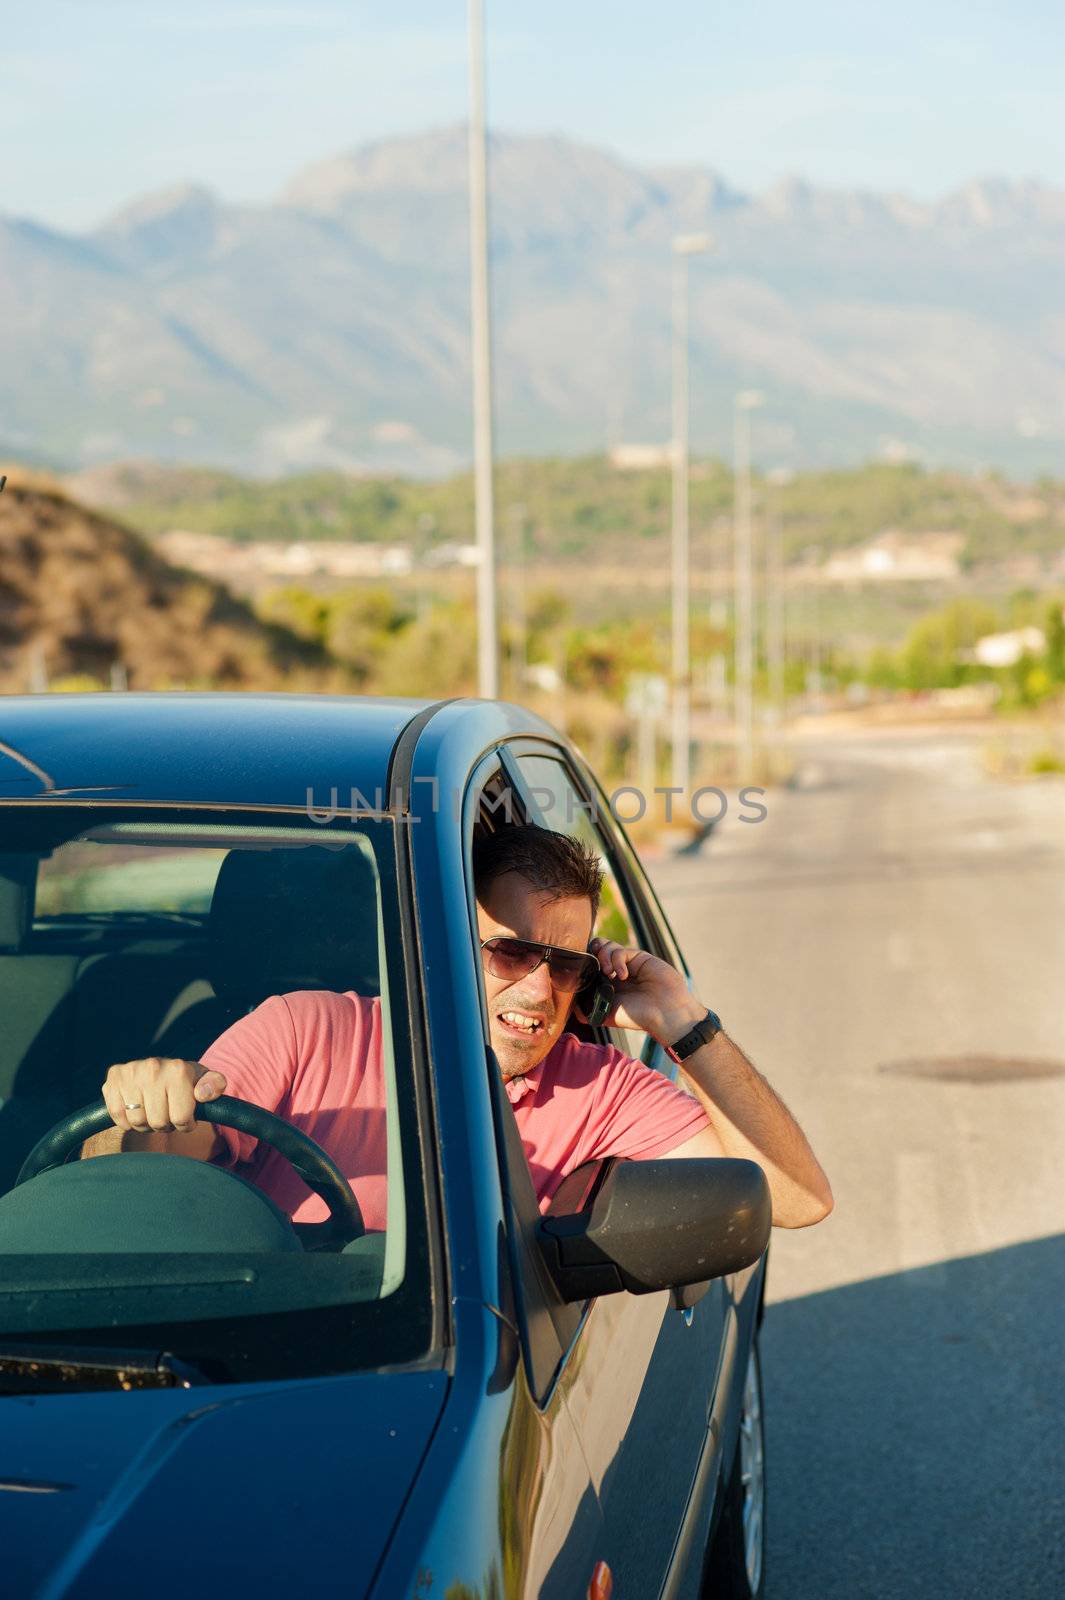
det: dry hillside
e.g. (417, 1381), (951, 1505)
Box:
(0, 477), (347, 693)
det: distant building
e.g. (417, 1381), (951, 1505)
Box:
(257, 541), (412, 578)
(928, 684), (1001, 709)
(156, 530), (412, 588)
(822, 529), (964, 582)
(609, 444), (675, 471)
(523, 663), (562, 693)
(422, 543), (481, 568)
(972, 626), (1046, 668)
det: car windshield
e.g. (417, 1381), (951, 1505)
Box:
(0, 805), (432, 1385)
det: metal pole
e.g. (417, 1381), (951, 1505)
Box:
(733, 391), (762, 784)
(28, 642), (48, 694)
(811, 554), (822, 704)
(734, 401), (749, 781)
(509, 502), (527, 697)
(767, 500), (784, 734)
(670, 248), (690, 796)
(467, 0), (498, 698)
(638, 704), (656, 797)
(762, 464), (795, 729)
(668, 233), (713, 795)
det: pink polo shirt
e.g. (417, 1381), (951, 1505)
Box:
(201, 989), (710, 1227)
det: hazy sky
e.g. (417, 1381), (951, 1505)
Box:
(7, 1), (1063, 231)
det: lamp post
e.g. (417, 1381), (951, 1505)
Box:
(733, 389), (764, 784)
(508, 501), (528, 696)
(467, 0), (498, 697)
(765, 464), (795, 752)
(670, 232), (713, 795)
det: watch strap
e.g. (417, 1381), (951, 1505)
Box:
(665, 1007), (723, 1063)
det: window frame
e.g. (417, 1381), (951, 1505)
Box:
(460, 754), (593, 1402)
(502, 740), (689, 1069)
(460, 740), (699, 1403)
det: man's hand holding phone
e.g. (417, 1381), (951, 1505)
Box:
(584, 936), (707, 1045)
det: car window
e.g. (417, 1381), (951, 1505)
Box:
(35, 840), (225, 916)
(513, 752), (652, 1063)
(0, 807), (432, 1384)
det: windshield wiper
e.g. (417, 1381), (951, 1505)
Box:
(0, 1343), (218, 1394)
(0, 739), (56, 793)
(0, 737), (134, 798)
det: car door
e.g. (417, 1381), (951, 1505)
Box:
(503, 744), (732, 1596)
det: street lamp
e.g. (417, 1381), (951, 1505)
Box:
(670, 232), (714, 795)
(733, 389), (764, 784)
(507, 501), (528, 695)
(467, 0), (498, 697)
(765, 464), (795, 745)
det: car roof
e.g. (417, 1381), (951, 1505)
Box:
(0, 692), (563, 810)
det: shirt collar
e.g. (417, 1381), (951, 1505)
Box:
(504, 1063), (544, 1104)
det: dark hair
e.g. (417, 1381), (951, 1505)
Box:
(473, 826), (603, 920)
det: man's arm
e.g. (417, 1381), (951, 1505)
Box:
(81, 1122), (223, 1162)
(83, 995), (303, 1166)
(659, 1016), (833, 1228)
(588, 937), (834, 1229)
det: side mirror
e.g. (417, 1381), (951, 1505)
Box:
(537, 1158), (771, 1303)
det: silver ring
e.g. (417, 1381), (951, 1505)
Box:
(124, 1102), (143, 1111)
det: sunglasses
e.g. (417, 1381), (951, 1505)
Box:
(480, 936), (599, 992)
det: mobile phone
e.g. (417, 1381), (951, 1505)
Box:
(575, 961), (614, 1028)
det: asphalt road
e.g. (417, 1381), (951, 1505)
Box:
(650, 724), (1065, 1600)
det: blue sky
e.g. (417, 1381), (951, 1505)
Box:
(7, 1), (1063, 230)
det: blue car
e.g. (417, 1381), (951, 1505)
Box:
(0, 693), (770, 1599)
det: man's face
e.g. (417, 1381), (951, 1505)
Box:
(476, 871), (594, 1082)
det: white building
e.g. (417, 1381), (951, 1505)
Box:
(609, 444), (675, 471)
(972, 626), (1046, 668)
(422, 543), (481, 568)
(156, 530), (413, 586)
(823, 529), (964, 582)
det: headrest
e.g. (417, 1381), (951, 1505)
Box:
(0, 855), (36, 952)
(208, 845), (380, 1009)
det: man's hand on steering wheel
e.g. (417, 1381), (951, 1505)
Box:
(102, 1057), (228, 1136)
(31, 1081), (366, 1245)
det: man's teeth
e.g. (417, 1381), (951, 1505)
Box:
(501, 1011), (542, 1032)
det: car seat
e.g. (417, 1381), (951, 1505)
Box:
(146, 843), (382, 1063)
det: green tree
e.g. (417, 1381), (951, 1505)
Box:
(1043, 598), (1065, 683)
(898, 598), (999, 690)
(325, 587), (412, 679)
(374, 600), (477, 697)
(865, 646), (900, 689)
(255, 586), (330, 645)
(1006, 653), (1053, 707)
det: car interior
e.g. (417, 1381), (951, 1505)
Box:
(0, 817), (440, 1376)
(0, 833), (381, 1200)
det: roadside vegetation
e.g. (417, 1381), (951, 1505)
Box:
(3, 459), (1063, 817)
(69, 455), (1065, 570)
(253, 581), (1065, 708)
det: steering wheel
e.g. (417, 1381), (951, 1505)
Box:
(14, 1095), (365, 1248)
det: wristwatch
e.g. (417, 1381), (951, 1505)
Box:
(665, 1007), (724, 1063)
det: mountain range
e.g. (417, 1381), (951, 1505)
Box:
(3, 126), (1063, 477)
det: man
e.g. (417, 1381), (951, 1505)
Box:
(83, 827), (832, 1230)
